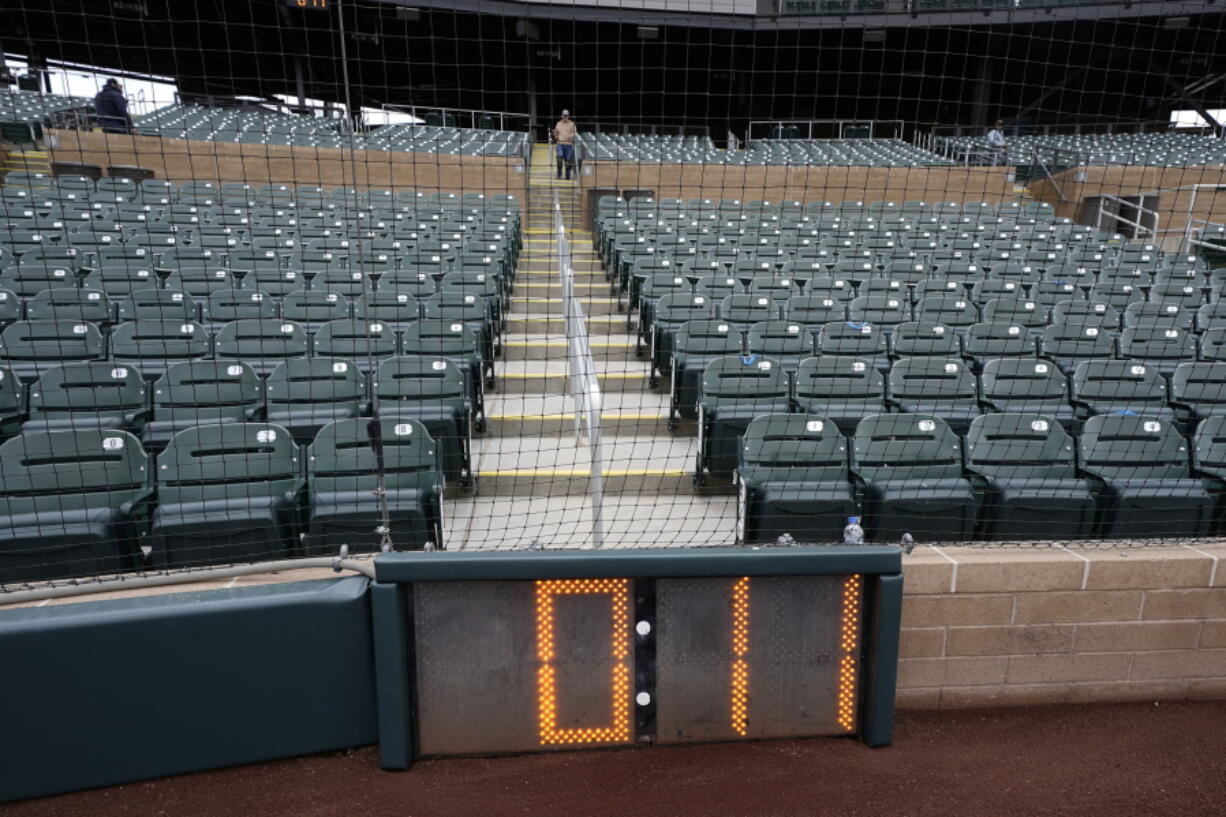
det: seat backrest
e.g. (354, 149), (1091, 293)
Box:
(0, 429), (146, 514)
(117, 288), (197, 322)
(890, 322), (960, 358)
(851, 413), (963, 481)
(888, 357), (975, 401)
(214, 318), (308, 360)
(674, 319), (744, 357)
(794, 356), (884, 401)
(1079, 414), (1190, 481)
(818, 320), (887, 357)
(739, 413), (848, 483)
(111, 319), (210, 361)
(1040, 321), (1115, 357)
(153, 361), (262, 408)
(1124, 301), (1193, 330)
(654, 293), (718, 325)
(983, 297), (1048, 328)
(1072, 359), (1166, 406)
(848, 294), (909, 325)
(1192, 415), (1226, 477)
(281, 289), (350, 323)
(373, 355), (468, 401)
(0, 319), (103, 362)
(746, 320), (812, 358)
(400, 319), (479, 358)
(1120, 325), (1197, 362)
(963, 321), (1034, 359)
(1172, 362), (1226, 408)
(313, 319), (399, 359)
(24, 287), (112, 324)
(700, 356), (790, 403)
(914, 295), (978, 327)
(308, 418), (438, 491)
(1050, 299), (1119, 329)
(158, 422), (298, 503)
(267, 357), (366, 405)
(30, 362), (146, 415)
(353, 291), (421, 323)
(202, 289), (277, 323)
(981, 358), (1068, 402)
(964, 412), (1077, 479)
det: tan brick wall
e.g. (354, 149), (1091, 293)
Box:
(897, 545), (1226, 710)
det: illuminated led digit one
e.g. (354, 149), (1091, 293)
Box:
(730, 577), (750, 736)
(836, 574), (863, 732)
(535, 579), (632, 745)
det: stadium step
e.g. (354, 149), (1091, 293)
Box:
(500, 333), (637, 361)
(495, 360), (648, 394)
(483, 393), (671, 436)
(471, 436), (700, 496)
(504, 313), (634, 335)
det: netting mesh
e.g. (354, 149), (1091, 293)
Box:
(2, 0), (1226, 588)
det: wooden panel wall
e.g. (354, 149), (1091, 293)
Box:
(581, 162), (1017, 204)
(47, 130), (528, 197)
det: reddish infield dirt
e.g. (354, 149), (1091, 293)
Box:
(11, 702), (1226, 817)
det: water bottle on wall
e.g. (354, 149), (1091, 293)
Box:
(843, 516), (864, 545)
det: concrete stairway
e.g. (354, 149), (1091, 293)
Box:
(443, 144), (737, 549)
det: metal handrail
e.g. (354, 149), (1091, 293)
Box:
(554, 190), (604, 547)
(1096, 193), (1160, 240)
(1181, 184), (1226, 253)
(381, 103), (528, 132)
(745, 119), (905, 144)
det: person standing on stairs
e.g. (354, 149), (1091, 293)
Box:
(552, 110), (578, 180)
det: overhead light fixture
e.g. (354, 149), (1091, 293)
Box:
(863, 29), (885, 43)
(1164, 16), (1190, 28)
(637, 26), (659, 40)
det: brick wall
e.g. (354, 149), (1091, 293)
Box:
(897, 545), (1226, 709)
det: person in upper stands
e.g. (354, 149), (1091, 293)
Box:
(552, 109), (577, 180)
(986, 120), (1007, 165)
(94, 79), (134, 134)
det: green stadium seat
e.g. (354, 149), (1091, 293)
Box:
(982, 297), (1049, 332)
(1123, 301), (1194, 331)
(886, 357), (980, 433)
(1170, 362), (1226, 431)
(697, 356), (792, 482)
(817, 321), (890, 372)
(667, 320), (743, 425)
(0, 319), (104, 381)
(116, 288), (198, 322)
(1191, 415), (1226, 530)
(0, 429), (152, 583)
(144, 361), (263, 451)
(214, 318), (309, 376)
(0, 264), (78, 297)
(1118, 326), (1197, 377)
(151, 423), (303, 568)
(1050, 299), (1120, 332)
(1071, 360), (1175, 423)
(746, 320), (813, 370)
(1039, 322), (1117, 374)
(1079, 414), (1212, 537)
(793, 356), (885, 436)
(851, 413), (977, 543)
(201, 289), (277, 327)
(353, 291), (421, 326)
(372, 356), (473, 485)
(306, 418), (444, 554)
(735, 413), (856, 545)
(889, 322), (961, 359)
(649, 293), (719, 386)
(979, 358), (1077, 431)
(24, 287), (112, 324)
(161, 269), (240, 297)
(24, 362), (147, 435)
(914, 295), (979, 329)
(110, 319), (210, 380)
(848, 294), (910, 328)
(266, 358), (367, 445)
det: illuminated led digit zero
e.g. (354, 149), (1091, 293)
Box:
(535, 579), (632, 745)
(837, 574), (863, 732)
(731, 577), (750, 736)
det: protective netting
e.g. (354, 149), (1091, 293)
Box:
(2, 0), (1226, 588)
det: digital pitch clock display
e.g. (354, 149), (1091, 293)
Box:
(369, 547), (902, 767)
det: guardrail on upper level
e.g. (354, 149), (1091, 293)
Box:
(554, 190), (604, 548)
(746, 119), (905, 144)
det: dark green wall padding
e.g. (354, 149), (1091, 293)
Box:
(0, 577), (377, 803)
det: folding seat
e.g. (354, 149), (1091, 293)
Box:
(380, 269), (439, 299)
(372, 356), (473, 484)
(1089, 281), (1146, 311)
(667, 320), (744, 425)
(278, 289), (349, 332)
(781, 294), (846, 338)
(1148, 282), (1205, 310)
(1197, 300), (1226, 334)
(886, 357), (979, 433)
(1123, 302), (1194, 332)
(353, 291), (421, 328)
(1079, 414), (1212, 537)
(424, 291), (496, 363)
(25, 287), (113, 325)
(746, 320), (812, 370)
(1038, 322), (1116, 375)
(0, 288), (16, 328)
(914, 295), (979, 329)
(113, 289), (195, 324)
(693, 273), (741, 300)
(144, 361), (262, 451)
(241, 267), (302, 298)
(0, 429), (152, 583)
(847, 294), (909, 330)
(979, 357), (1077, 430)
(0, 365), (22, 437)
(636, 272), (692, 342)
(734, 414), (855, 544)
(1031, 280), (1081, 309)
(201, 289), (277, 328)
(982, 296), (1050, 334)
(109, 318), (210, 380)
(0, 263), (78, 297)
(889, 321), (961, 360)
(305, 418), (444, 554)
(1051, 299), (1120, 332)
(1118, 325), (1197, 378)
(746, 276), (801, 305)
(214, 318), (309, 377)
(793, 356), (885, 436)
(964, 412), (1095, 540)
(649, 293), (718, 386)
(970, 278), (1026, 305)
(1192, 415), (1226, 528)
(851, 414), (977, 543)
(400, 319), (487, 420)
(23, 362), (147, 435)
(440, 270), (504, 330)
(858, 277), (909, 301)
(696, 356), (792, 482)
(1165, 361), (1226, 434)
(0, 319), (104, 382)
(830, 259), (875, 283)
(265, 357), (367, 445)
(816, 320), (890, 372)
(1071, 360), (1175, 423)
(150, 423), (303, 568)
(719, 294), (777, 331)
(161, 268), (239, 298)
